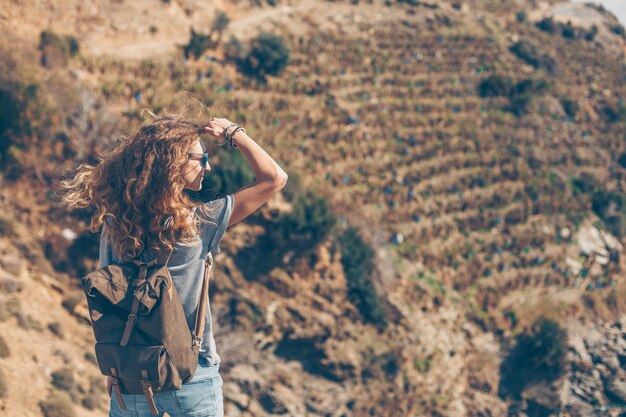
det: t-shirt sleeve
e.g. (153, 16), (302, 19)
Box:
(199, 193), (234, 255)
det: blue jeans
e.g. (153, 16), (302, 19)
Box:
(109, 359), (224, 417)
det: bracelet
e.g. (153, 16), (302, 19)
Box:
(223, 123), (238, 140)
(228, 127), (246, 148)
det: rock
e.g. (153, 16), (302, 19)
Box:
(61, 228), (78, 241)
(262, 269), (296, 298)
(601, 353), (621, 373)
(0, 277), (24, 293)
(223, 381), (251, 410)
(0, 254), (22, 275)
(577, 224), (621, 259)
(569, 335), (593, 366)
(565, 257), (582, 275)
(391, 233), (403, 244)
(605, 378), (626, 404)
(259, 384), (297, 414)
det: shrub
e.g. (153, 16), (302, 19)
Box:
(236, 32), (290, 80)
(478, 75), (511, 97)
(210, 10), (230, 45)
(47, 322), (64, 338)
(509, 40), (557, 74)
(264, 189), (336, 256)
(39, 30), (79, 67)
(561, 98), (579, 118)
(569, 172), (598, 196)
(610, 24), (625, 37)
(338, 227), (388, 328)
(507, 78), (548, 116)
(584, 25), (598, 41)
(40, 390), (76, 417)
(516, 11), (527, 23)
(618, 153), (626, 170)
(51, 368), (76, 392)
(0, 78), (39, 178)
(0, 368), (6, 399)
(184, 29), (212, 59)
(0, 334), (9, 358)
(592, 189), (626, 237)
(536, 16), (557, 33)
(598, 99), (626, 123)
(499, 317), (567, 399)
(15, 312), (43, 331)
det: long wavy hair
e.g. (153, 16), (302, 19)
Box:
(61, 110), (219, 262)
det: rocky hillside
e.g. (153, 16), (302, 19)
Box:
(1, 1), (625, 416)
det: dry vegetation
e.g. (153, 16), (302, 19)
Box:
(1, 0), (625, 416)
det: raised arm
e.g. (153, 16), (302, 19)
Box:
(203, 118), (288, 228)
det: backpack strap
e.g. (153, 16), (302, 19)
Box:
(191, 199), (227, 346)
(120, 260), (157, 346)
(140, 370), (159, 416)
(110, 368), (127, 410)
(192, 251), (213, 347)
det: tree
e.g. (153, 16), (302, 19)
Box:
(210, 10), (230, 46)
(236, 32), (290, 80)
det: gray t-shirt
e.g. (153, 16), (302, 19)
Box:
(98, 193), (234, 366)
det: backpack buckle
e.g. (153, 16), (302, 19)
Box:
(191, 333), (203, 346)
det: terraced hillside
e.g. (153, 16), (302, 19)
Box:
(1, 1), (625, 417)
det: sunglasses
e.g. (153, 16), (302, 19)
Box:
(188, 152), (210, 167)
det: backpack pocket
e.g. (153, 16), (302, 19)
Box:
(95, 343), (183, 394)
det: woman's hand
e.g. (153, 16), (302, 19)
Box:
(202, 117), (236, 140)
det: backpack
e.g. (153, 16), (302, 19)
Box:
(81, 226), (215, 416)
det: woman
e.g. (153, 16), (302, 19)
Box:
(61, 112), (288, 417)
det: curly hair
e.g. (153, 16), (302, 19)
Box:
(60, 110), (220, 262)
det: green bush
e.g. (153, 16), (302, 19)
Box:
(39, 30), (79, 67)
(536, 16), (557, 33)
(0, 78), (39, 178)
(40, 390), (76, 417)
(478, 75), (511, 97)
(569, 172), (598, 196)
(499, 317), (567, 399)
(264, 189), (336, 256)
(561, 98), (579, 118)
(509, 40), (557, 74)
(506, 78), (548, 116)
(592, 189), (626, 237)
(515, 11), (527, 23)
(338, 227), (388, 328)
(598, 99), (626, 123)
(184, 29), (212, 59)
(236, 32), (290, 80)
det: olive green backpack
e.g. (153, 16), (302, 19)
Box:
(81, 238), (214, 416)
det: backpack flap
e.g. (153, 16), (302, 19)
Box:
(82, 263), (169, 315)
